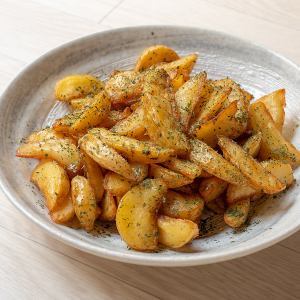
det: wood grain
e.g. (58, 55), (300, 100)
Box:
(0, 0), (299, 299)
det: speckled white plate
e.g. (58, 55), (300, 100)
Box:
(0, 26), (300, 267)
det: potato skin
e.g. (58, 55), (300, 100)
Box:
(99, 192), (117, 221)
(50, 195), (75, 224)
(71, 176), (97, 231)
(116, 179), (167, 251)
(55, 74), (104, 101)
(103, 171), (134, 197)
(31, 160), (70, 212)
(199, 177), (228, 203)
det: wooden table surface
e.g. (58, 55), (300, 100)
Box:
(0, 1), (299, 299)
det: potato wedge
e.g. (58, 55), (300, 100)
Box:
(17, 139), (82, 175)
(157, 54), (198, 90)
(82, 152), (104, 202)
(55, 74), (104, 101)
(50, 195), (75, 224)
(161, 158), (202, 179)
(99, 108), (132, 129)
(111, 105), (145, 138)
(71, 176), (97, 231)
(89, 128), (175, 164)
(205, 197), (225, 214)
(224, 198), (250, 228)
(199, 177), (228, 203)
(249, 101), (300, 167)
(162, 191), (204, 222)
(218, 136), (285, 194)
(135, 45), (179, 71)
(131, 163), (149, 182)
(103, 171), (134, 197)
(192, 101), (247, 148)
(175, 72), (207, 131)
(53, 90), (111, 134)
(242, 132), (262, 158)
(26, 128), (65, 143)
(158, 215), (199, 248)
(116, 179), (167, 251)
(31, 160), (70, 211)
(150, 164), (193, 188)
(105, 70), (143, 106)
(189, 139), (248, 185)
(257, 89), (286, 131)
(70, 97), (93, 110)
(226, 185), (258, 204)
(99, 192), (117, 221)
(79, 133), (135, 180)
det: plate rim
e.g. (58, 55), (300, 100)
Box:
(1, 25), (300, 267)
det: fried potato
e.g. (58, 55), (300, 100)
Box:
(195, 85), (231, 123)
(257, 89), (286, 131)
(31, 160), (70, 211)
(99, 192), (117, 221)
(111, 105), (145, 138)
(103, 171), (134, 197)
(135, 45), (179, 71)
(79, 133), (135, 180)
(17, 138), (82, 175)
(161, 191), (204, 222)
(131, 163), (149, 182)
(218, 136), (285, 194)
(99, 108), (132, 129)
(249, 101), (300, 167)
(198, 177), (228, 203)
(55, 74), (104, 101)
(192, 101), (247, 148)
(205, 197), (225, 214)
(105, 70), (143, 106)
(242, 132), (262, 158)
(116, 179), (167, 251)
(53, 90), (111, 134)
(26, 128), (65, 143)
(89, 128), (175, 164)
(189, 139), (248, 185)
(50, 195), (75, 224)
(70, 97), (93, 110)
(71, 176), (97, 231)
(224, 198), (250, 228)
(226, 185), (257, 204)
(161, 158), (202, 179)
(157, 54), (198, 90)
(149, 164), (193, 188)
(175, 72), (207, 131)
(82, 152), (104, 202)
(158, 215), (199, 248)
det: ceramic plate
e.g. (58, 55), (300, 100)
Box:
(0, 26), (299, 266)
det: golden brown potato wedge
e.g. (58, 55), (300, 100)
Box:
(226, 185), (258, 205)
(31, 160), (70, 212)
(218, 136), (285, 194)
(17, 139), (82, 175)
(103, 171), (134, 197)
(99, 192), (117, 221)
(89, 128), (175, 164)
(131, 163), (149, 182)
(158, 215), (199, 248)
(157, 54), (198, 90)
(162, 191), (204, 222)
(192, 101), (247, 148)
(224, 198), (250, 228)
(26, 128), (65, 143)
(55, 74), (104, 101)
(71, 176), (97, 231)
(161, 158), (202, 180)
(189, 139), (248, 185)
(149, 164), (193, 188)
(249, 101), (300, 168)
(242, 132), (262, 158)
(116, 179), (167, 251)
(257, 89), (286, 131)
(205, 197), (225, 214)
(99, 108), (132, 129)
(53, 91), (111, 134)
(135, 45), (179, 71)
(79, 133), (136, 180)
(50, 195), (75, 224)
(175, 72), (207, 131)
(105, 70), (143, 106)
(198, 177), (228, 203)
(82, 152), (104, 202)
(70, 97), (93, 110)
(111, 105), (145, 138)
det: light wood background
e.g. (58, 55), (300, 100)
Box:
(0, 1), (299, 299)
